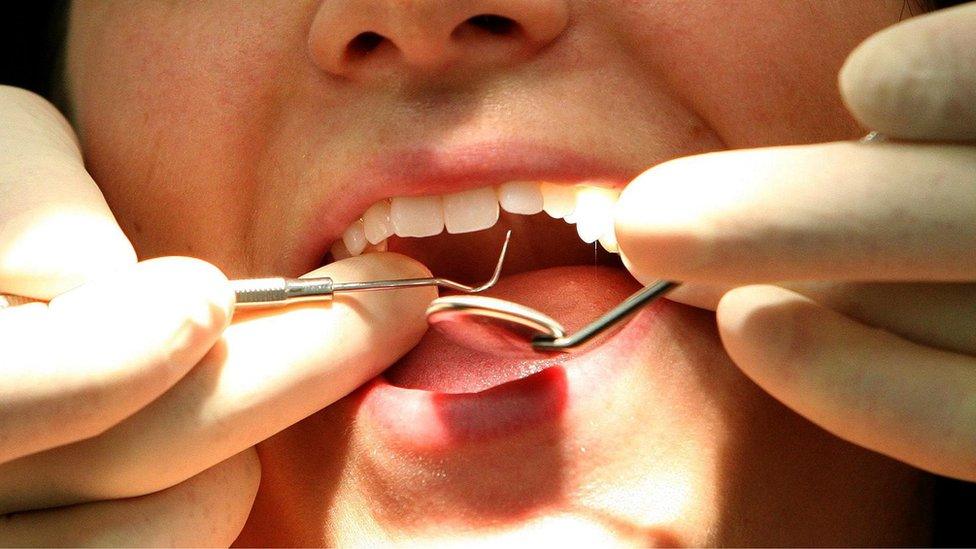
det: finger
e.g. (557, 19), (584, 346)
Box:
(666, 281), (976, 356)
(0, 448), (259, 547)
(0, 252), (433, 513)
(717, 284), (976, 481)
(615, 141), (976, 284)
(0, 86), (135, 299)
(839, 3), (976, 141)
(0, 257), (233, 463)
(653, 283), (731, 311)
(786, 281), (976, 357)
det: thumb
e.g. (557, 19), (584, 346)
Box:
(839, 2), (976, 141)
(0, 87), (135, 300)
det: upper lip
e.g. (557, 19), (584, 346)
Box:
(294, 139), (637, 273)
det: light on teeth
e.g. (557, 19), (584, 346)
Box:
(332, 181), (624, 260)
(498, 181), (544, 215)
(599, 230), (619, 253)
(573, 186), (618, 244)
(342, 219), (368, 256)
(362, 200), (394, 244)
(390, 195), (444, 237)
(443, 187), (500, 234)
(540, 182), (576, 219)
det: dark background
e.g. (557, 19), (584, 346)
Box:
(1, 1), (973, 546)
(1, 1), (66, 99)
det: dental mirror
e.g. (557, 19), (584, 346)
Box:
(427, 279), (679, 358)
(425, 295), (566, 358)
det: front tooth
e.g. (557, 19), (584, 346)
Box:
(541, 182), (576, 219)
(443, 187), (499, 234)
(362, 200), (394, 244)
(574, 186), (618, 244)
(497, 181), (543, 215)
(342, 219), (368, 256)
(599, 231), (619, 253)
(390, 196), (444, 237)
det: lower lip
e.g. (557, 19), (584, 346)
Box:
(360, 367), (569, 452)
(357, 266), (674, 452)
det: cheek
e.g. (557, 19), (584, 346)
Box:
(66, 1), (314, 269)
(607, 0), (905, 146)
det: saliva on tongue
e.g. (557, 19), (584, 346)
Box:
(383, 266), (640, 394)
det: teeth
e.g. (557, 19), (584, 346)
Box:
(573, 187), (618, 244)
(341, 219), (368, 256)
(540, 182), (576, 219)
(599, 230), (619, 253)
(390, 196), (444, 237)
(362, 200), (394, 244)
(331, 181), (623, 261)
(443, 187), (499, 234)
(497, 181), (543, 215)
(330, 239), (353, 260)
(365, 239), (388, 253)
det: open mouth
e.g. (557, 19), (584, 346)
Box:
(318, 179), (652, 396)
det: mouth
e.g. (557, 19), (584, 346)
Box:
(296, 142), (634, 274)
(299, 142), (676, 447)
(331, 176), (639, 379)
(330, 181), (621, 260)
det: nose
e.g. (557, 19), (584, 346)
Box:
(308, 0), (569, 78)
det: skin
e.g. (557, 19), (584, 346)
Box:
(0, 0), (959, 545)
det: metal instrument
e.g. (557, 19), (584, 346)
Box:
(231, 231), (511, 308)
(427, 279), (678, 357)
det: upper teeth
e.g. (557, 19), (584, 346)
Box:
(332, 181), (621, 260)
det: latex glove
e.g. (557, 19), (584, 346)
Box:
(614, 3), (976, 481)
(0, 86), (434, 545)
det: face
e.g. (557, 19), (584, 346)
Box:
(67, 1), (931, 545)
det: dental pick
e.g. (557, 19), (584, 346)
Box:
(230, 230), (511, 309)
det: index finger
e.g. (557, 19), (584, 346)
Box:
(614, 141), (976, 284)
(0, 87), (135, 299)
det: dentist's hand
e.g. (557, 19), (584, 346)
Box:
(615, 3), (976, 481)
(0, 86), (434, 545)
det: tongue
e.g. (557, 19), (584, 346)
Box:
(383, 266), (641, 393)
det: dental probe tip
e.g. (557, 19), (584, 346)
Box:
(426, 229), (511, 293)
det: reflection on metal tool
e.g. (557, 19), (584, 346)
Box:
(231, 230), (511, 308)
(427, 279), (679, 358)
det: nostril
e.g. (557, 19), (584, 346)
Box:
(460, 14), (520, 37)
(347, 31), (386, 57)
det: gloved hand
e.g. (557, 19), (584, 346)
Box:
(0, 86), (434, 545)
(614, 3), (976, 481)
